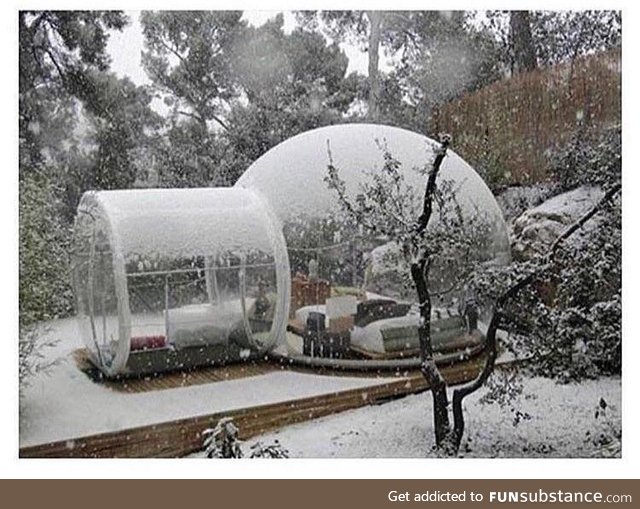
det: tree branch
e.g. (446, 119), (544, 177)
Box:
(210, 113), (229, 131)
(550, 182), (621, 254)
(177, 109), (204, 123)
(153, 37), (229, 132)
(449, 182), (622, 449)
(416, 135), (450, 236)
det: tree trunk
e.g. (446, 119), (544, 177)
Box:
(509, 11), (537, 74)
(412, 259), (452, 449)
(410, 136), (455, 453)
(366, 11), (382, 122)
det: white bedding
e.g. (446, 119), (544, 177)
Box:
(350, 315), (420, 353)
(166, 301), (252, 348)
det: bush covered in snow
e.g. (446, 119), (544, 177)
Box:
(19, 170), (74, 326)
(203, 417), (243, 458)
(547, 196), (621, 379)
(19, 169), (71, 388)
(248, 440), (290, 458)
(550, 124), (621, 192)
(18, 326), (58, 391)
(586, 397), (622, 458)
(473, 186), (621, 382)
(474, 121), (622, 383)
(510, 186), (604, 260)
(202, 418), (289, 459)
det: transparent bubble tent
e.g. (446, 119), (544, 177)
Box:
(238, 123), (510, 308)
(72, 188), (290, 376)
(73, 124), (510, 376)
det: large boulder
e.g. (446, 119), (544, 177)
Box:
(511, 186), (604, 260)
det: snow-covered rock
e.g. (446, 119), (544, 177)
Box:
(511, 186), (604, 260)
(496, 182), (558, 221)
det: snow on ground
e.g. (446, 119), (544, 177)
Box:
(240, 376), (621, 458)
(19, 318), (392, 448)
(21, 318), (621, 458)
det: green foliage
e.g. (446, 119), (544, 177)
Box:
(483, 10), (621, 71)
(46, 73), (162, 222)
(141, 10), (244, 127)
(19, 169), (73, 328)
(154, 116), (229, 187)
(530, 11), (621, 66)
(19, 11), (128, 149)
(19, 11), (128, 91)
(86, 73), (162, 189)
(296, 11), (410, 124)
(19, 10), (127, 327)
(296, 11), (369, 46)
(232, 18), (349, 103)
(222, 95), (343, 181)
(141, 11), (356, 185)
(301, 11), (504, 130)
(392, 11), (503, 107)
(19, 11), (145, 387)
(140, 11), (246, 186)
(221, 18), (356, 180)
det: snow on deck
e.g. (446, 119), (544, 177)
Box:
(19, 318), (392, 448)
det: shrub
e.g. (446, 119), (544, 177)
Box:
(549, 124), (621, 192)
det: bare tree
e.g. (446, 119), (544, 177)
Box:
(326, 135), (621, 455)
(325, 134), (486, 454)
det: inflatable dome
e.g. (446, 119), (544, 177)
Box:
(236, 124), (510, 302)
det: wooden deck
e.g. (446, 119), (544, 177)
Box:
(20, 355), (487, 458)
(72, 348), (425, 393)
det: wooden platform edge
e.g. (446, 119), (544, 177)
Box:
(19, 357), (485, 459)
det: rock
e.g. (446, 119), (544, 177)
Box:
(496, 182), (558, 221)
(511, 186), (604, 260)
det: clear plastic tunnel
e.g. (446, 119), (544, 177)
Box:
(71, 188), (290, 377)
